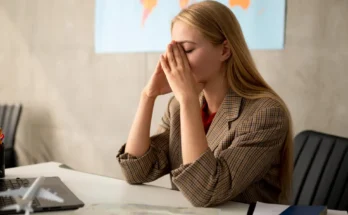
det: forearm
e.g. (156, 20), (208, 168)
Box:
(180, 97), (209, 165)
(125, 91), (156, 157)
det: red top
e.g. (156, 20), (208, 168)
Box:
(201, 103), (216, 134)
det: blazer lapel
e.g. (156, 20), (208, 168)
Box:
(205, 89), (243, 152)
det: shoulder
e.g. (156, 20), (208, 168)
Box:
(168, 95), (179, 108)
(167, 95), (181, 113)
(238, 97), (290, 132)
(242, 96), (287, 118)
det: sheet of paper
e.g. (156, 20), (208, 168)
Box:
(253, 202), (347, 215)
(68, 203), (220, 215)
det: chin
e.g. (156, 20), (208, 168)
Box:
(193, 75), (207, 85)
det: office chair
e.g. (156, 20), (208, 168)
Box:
(0, 104), (22, 168)
(292, 130), (348, 211)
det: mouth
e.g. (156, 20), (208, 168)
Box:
(197, 81), (206, 86)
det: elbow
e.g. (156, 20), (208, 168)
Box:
(123, 174), (144, 185)
(191, 201), (209, 208)
(122, 172), (144, 185)
(187, 195), (215, 208)
(186, 189), (232, 207)
(189, 198), (226, 208)
(124, 177), (143, 185)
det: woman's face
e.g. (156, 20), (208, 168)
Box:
(171, 21), (227, 85)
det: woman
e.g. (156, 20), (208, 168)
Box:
(117, 1), (293, 207)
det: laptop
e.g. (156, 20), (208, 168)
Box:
(0, 176), (84, 214)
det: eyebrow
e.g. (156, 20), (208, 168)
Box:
(177, 40), (196, 44)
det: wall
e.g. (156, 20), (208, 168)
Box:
(0, 0), (347, 187)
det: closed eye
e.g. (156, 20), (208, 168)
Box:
(184, 49), (194, 54)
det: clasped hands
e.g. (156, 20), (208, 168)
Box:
(144, 41), (204, 104)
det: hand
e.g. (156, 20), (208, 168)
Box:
(160, 41), (204, 104)
(143, 54), (172, 99)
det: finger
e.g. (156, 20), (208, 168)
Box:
(155, 53), (166, 72)
(166, 43), (176, 69)
(177, 44), (190, 69)
(154, 60), (161, 73)
(172, 42), (183, 69)
(160, 54), (170, 75)
(163, 51), (167, 59)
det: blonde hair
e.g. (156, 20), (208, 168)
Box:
(172, 1), (293, 203)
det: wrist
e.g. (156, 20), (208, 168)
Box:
(141, 90), (157, 102)
(178, 93), (199, 107)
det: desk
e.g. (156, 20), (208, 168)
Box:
(5, 162), (249, 215)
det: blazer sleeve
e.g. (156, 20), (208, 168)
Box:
(116, 97), (174, 184)
(171, 106), (289, 207)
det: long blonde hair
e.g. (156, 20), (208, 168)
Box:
(172, 1), (293, 203)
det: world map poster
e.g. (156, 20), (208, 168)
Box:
(95, 0), (286, 53)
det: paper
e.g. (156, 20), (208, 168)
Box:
(253, 202), (347, 215)
(68, 203), (220, 215)
(94, 0), (286, 53)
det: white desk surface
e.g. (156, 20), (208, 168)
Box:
(4, 162), (249, 215)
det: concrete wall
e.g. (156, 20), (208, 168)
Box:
(0, 0), (347, 187)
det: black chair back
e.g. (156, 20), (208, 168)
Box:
(0, 104), (22, 168)
(293, 130), (348, 211)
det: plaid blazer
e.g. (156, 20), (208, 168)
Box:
(117, 89), (289, 207)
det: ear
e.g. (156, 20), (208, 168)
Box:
(220, 40), (231, 62)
